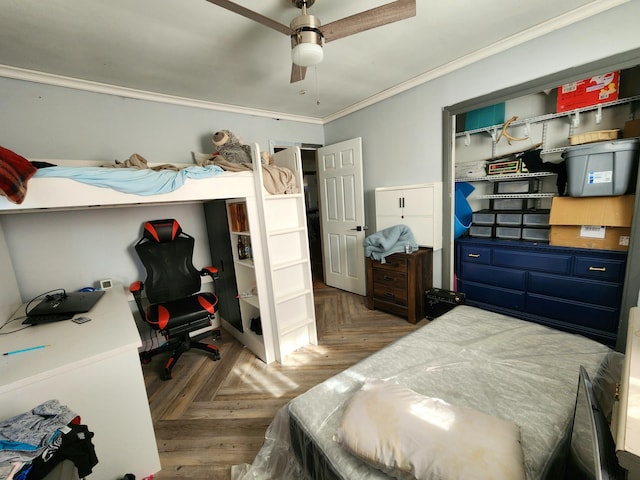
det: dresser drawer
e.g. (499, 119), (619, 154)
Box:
(458, 244), (492, 265)
(372, 268), (407, 287)
(373, 283), (408, 306)
(528, 272), (622, 307)
(573, 256), (626, 283)
(373, 254), (408, 273)
(459, 262), (526, 290)
(527, 294), (619, 333)
(458, 280), (526, 311)
(492, 249), (572, 274)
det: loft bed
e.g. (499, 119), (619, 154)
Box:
(0, 146), (292, 213)
(233, 305), (625, 480)
(0, 143), (317, 365)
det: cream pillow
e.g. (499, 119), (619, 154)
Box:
(335, 382), (526, 480)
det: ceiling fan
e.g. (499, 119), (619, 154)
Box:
(206, 0), (417, 83)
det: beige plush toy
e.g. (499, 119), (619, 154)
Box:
(212, 130), (252, 164)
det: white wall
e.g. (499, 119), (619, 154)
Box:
(0, 80), (324, 303)
(324, 0), (640, 286)
(0, 77), (324, 163)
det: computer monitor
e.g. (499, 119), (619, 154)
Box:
(565, 366), (625, 480)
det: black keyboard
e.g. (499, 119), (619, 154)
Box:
(23, 313), (74, 325)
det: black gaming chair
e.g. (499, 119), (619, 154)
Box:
(130, 219), (221, 380)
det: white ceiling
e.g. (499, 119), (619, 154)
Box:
(0, 0), (626, 121)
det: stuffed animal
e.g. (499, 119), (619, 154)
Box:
(212, 130), (252, 164)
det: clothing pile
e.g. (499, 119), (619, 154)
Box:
(0, 400), (98, 480)
(363, 224), (418, 263)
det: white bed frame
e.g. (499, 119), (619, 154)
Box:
(0, 144), (317, 364)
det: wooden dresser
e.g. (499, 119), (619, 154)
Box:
(365, 247), (433, 324)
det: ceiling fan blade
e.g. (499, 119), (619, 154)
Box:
(205, 0), (294, 36)
(320, 0), (416, 43)
(290, 64), (307, 83)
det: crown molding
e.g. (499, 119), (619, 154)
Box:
(0, 65), (324, 126)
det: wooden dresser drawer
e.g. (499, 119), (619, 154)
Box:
(372, 272), (408, 306)
(372, 268), (407, 288)
(373, 255), (408, 273)
(366, 247), (433, 324)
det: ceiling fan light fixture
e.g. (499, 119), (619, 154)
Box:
(292, 41), (323, 67)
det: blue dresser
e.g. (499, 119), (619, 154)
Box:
(455, 237), (628, 346)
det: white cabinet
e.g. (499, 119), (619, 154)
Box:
(375, 183), (443, 250)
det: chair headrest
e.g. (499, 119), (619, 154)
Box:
(143, 219), (183, 243)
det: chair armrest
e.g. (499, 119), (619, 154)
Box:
(200, 266), (219, 280)
(129, 280), (144, 296)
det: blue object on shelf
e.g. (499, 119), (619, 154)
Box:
(454, 182), (474, 239)
(465, 103), (505, 130)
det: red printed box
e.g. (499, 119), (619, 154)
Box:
(556, 71), (619, 112)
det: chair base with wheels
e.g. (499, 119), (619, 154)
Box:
(131, 218), (223, 380)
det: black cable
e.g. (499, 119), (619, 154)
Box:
(0, 316), (32, 334)
(24, 288), (67, 316)
(0, 288), (67, 334)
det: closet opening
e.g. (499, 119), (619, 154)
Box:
(442, 48), (640, 350)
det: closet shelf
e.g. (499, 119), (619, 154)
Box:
(478, 193), (556, 200)
(456, 172), (556, 183)
(456, 94), (640, 137)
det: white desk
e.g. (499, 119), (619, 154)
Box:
(0, 286), (161, 480)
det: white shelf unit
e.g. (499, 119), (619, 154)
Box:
(224, 198), (268, 362)
(252, 145), (317, 363)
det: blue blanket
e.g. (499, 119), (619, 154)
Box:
(34, 164), (225, 195)
(363, 224), (418, 263)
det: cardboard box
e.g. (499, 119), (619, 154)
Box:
(548, 195), (634, 251)
(624, 119), (640, 138)
(556, 71), (620, 113)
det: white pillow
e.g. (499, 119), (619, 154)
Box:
(335, 382), (526, 480)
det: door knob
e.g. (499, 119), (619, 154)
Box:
(350, 225), (368, 231)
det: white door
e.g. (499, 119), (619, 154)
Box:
(317, 138), (366, 295)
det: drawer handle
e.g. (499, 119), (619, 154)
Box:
(589, 266), (607, 272)
(383, 275), (393, 281)
(467, 253), (480, 258)
(384, 292), (394, 298)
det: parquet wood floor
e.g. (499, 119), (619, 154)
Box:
(142, 285), (428, 479)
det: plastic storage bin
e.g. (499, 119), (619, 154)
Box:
(522, 227), (550, 242)
(493, 180), (537, 194)
(491, 198), (531, 210)
(496, 212), (523, 226)
(472, 211), (495, 225)
(495, 227), (522, 239)
(523, 211), (550, 226)
(469, 226), (493, 238)
(563, 138), (640, 197)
